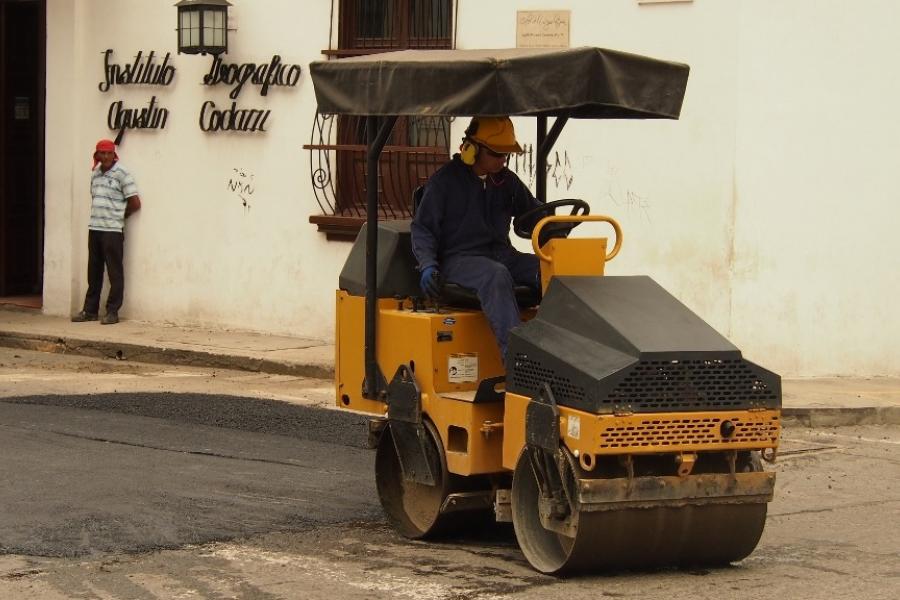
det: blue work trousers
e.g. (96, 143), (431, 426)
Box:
(442, 250), (540, 356)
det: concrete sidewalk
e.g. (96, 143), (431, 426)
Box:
(0, 307), (333, 379)
(1, 306), (898, 425)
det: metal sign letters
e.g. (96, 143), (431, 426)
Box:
(98, 49), (302, 135)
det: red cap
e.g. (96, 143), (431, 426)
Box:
(93, 139), (118, 169)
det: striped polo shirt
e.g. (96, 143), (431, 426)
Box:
(89, 162), (138, 232)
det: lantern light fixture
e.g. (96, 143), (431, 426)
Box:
(175, 0), (232, 56)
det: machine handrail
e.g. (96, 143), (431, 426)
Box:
(531, 215), (623, 263)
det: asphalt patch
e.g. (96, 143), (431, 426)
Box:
(0, 395), (380, 557)
(1, 392), (372, 448)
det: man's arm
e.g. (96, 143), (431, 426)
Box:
(508, 175), (544, 234)
(410, 186), (443, 270)
(511, 175), (542, 215)
(125, 195), (141, 217)
(119, 168), (140, 218)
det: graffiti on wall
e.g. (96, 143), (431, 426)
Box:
(510, 147), (652, 219)
(227, 168), (255, 211)
(599, 165), (652, 222)
(547, 151), (574, 190)
(510, 144), (575, 191)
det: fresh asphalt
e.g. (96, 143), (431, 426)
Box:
(0, 393), (378, 557)
(3, 386), (900, 600)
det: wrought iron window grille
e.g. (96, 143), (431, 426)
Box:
(308, 0), (456, 239)
(307, 112), (453, 240)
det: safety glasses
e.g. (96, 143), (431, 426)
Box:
(480, 145), (509, 160)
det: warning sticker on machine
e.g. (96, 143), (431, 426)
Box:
(448, 353), (478, 383)
(567, 415), (581, 440)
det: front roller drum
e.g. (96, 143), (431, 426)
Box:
(510, 449), (769, 575)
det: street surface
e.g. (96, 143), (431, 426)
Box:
(0, 347), (898, 599)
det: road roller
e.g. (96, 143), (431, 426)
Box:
(310, 47), (781, 574)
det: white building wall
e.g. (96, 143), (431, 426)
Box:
(44, 0), (86, 318)
(459, 0), (900, 377)
(733, 0), (900, 376)
(45, 0), (345, 339)
(42, 0), (900, 376)
(458, 0), (743, 348)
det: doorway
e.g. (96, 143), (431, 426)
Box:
(0, 0), (44, 306)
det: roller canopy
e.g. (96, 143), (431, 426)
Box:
(309, 47), (689, 119)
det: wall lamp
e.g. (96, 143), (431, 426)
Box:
(175, 0), (232, 56)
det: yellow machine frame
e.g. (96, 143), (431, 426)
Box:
(335, 214), (781, 478)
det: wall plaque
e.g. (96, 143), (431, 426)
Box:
(516, 10), (570, 49)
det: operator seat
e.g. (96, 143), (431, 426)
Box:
(412, 186), (540, 309)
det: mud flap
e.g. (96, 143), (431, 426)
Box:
(387, 364), (440, 486)
(525, 383), (560, 452)
(524, 384), (572, 521)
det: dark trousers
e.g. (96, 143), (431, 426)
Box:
(83, 230), (125, 314)
(442, 250), (540, 355)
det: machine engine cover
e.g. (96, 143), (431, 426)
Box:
(507, 276), (781, 414)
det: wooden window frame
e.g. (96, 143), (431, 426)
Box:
(308, 0), (455, 240)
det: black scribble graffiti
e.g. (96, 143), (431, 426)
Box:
(510, 145), (574, 191)
(547, 151), (574, 191)
(511, 143), (535, 186)
(600, 166), (651, 222)
(227, 168), (255, 211)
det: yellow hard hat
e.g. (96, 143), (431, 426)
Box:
(467, 117), (523, 154)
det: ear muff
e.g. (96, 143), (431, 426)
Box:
(460, 140), (478, 165)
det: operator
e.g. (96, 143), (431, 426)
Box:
(411, 116), (543, 357)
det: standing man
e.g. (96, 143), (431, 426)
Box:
(411, 116), (542, 357)
(71, 139), (141, 325)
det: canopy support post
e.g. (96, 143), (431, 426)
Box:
(535, 115), (569, 203)
(363, 115), (398, 400)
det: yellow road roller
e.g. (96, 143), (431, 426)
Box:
(310, 47), (781, 574)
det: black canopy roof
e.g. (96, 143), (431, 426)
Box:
(309, 47), (689, 119)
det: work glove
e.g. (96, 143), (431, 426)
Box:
(419, 266), (442, 298)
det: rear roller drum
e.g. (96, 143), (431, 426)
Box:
(375, 419), (454, 539)
(511, 448), (769, 574)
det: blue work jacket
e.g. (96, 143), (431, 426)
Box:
(411, 155), (542, 270)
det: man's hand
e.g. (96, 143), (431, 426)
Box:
(125, 195), (141, 217)
(419, 266), (442, 298)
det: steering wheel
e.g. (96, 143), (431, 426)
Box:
(513, 198), (590, 246)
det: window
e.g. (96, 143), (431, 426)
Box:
(339, 0), (453, 52)
(307, 0), (455, 240)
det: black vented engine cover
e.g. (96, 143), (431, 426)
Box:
(507, 276), (781, 414)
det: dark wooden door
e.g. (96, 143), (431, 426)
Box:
(0, 0), (44, 296)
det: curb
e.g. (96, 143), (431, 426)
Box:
(0, 331), (335, 380)
(2, 330), (897, 427)
(781, 406), (900, 427)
